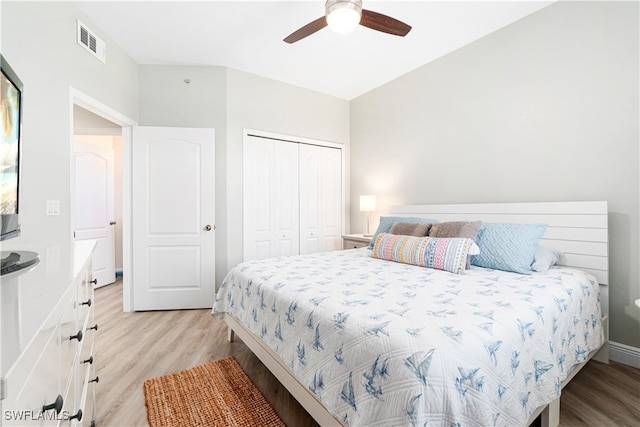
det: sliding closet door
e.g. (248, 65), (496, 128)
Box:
(299, 144), (342, 255)
(243, 136), (299, 260)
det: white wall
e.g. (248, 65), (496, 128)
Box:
(1, 2), (138, 247)
(138, 66), (350, 285)
(350, 1), (639, 348)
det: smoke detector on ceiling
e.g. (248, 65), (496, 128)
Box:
(77, 20), (106, 63)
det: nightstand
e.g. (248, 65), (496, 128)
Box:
(342, 234), (372, 250)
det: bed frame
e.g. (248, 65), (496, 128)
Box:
(224, 201), (609, 427)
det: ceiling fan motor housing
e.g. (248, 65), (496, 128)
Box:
(325, 0), (363, 19)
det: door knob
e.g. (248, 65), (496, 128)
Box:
(204, 225), (212, 231)
(109, 221), (116, 225)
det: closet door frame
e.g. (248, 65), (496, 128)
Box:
(242, 128), (346, 260)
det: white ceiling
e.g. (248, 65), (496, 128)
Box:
(74, 1), (554, 100)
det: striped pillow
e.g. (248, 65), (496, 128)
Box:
(372, 233), (474, 274)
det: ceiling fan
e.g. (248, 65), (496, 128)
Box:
(284, 0), (412, 44)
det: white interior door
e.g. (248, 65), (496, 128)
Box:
(132, 126), (215, 310)
(299, 144), (342, 255)
(243, 135), (299, 261)
(73, 139), (115, 287)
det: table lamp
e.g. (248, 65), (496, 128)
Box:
(359, 195), (376, 237)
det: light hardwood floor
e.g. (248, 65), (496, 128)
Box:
(95, 281), (640, 427)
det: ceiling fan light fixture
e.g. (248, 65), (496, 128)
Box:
(326, 0), (362, 33)
(283, 0), (410, 44)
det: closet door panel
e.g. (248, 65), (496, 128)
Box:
(300, 150), (320, 254)
(244, 136), (299, 260)
(299, 144), (342, 255)
(244, 137), (273, 260)
(320, 148), (342, 252)
(273, 141), (300, 257)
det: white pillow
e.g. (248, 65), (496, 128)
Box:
(531, 245), (564, 272)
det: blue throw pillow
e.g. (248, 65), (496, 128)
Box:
(470, 223), (547, 274)
(368, 216), (437, 249)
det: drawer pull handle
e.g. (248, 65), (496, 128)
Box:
(88, 324), (99, 331)
(90, 278), (98, 285)
(70, 330), (83, 342)
(81, 298), (92, 307)
(82, 356), (94, 365)
(89, 376), (99, 384)
(42, 395), (63, 414)
(69, 409), (83, 421)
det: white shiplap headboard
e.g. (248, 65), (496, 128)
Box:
(389, 201), (608, 283)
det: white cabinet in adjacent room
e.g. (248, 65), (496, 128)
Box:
(243, 131), (343, 261)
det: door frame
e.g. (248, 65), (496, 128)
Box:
(69, 87), (137, 311)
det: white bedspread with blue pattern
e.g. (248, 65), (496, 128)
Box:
(212, 248), (604, 427)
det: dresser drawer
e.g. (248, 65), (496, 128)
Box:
(343, 240), (366, 249)
(78, 291), (95, 359)
(342, 239), (370, 249)
(77, 272), (93, 321)
(2, 323), (64, 426)
(341, 234), (371, 250)
(59, 285), (80, 382)
(77, 353), (97, 427)
(81, 383), (97, 427)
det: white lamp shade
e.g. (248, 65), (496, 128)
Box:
(326, 7), (361, 33)
(359, 195), (376, 212)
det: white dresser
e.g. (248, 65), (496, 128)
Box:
(1, 240), (97, 426)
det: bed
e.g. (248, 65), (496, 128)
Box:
(212, 201), (609, 427)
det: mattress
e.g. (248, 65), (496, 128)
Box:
(212, 248), (604, 427)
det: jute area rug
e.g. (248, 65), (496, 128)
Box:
(144, 356), (286, 427)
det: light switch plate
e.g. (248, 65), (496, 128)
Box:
(46, 200), (60, 216)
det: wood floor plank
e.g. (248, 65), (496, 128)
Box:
(95, 281), (640, 426)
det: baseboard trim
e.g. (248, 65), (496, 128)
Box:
(609, 341), (640, 369)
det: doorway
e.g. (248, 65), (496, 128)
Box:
(70, 89), (216, 311)
(70, 88), (136, 309)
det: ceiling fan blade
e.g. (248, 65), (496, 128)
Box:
(360, 9), (411, 37)
(284, 16), (327, 44)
